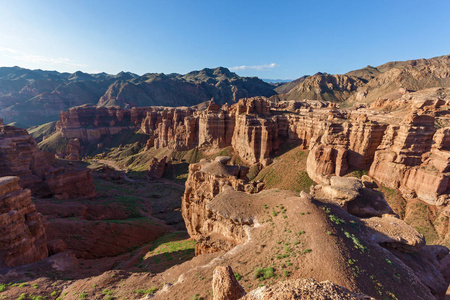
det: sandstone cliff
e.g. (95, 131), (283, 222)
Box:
(0, 176), (48, 267)
(53, 89), (450, 207)
(182, 156), (264, 254)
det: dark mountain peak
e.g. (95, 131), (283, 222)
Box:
(183, 67), (239, 83)
(68, 71), (94, 81)
(212, 66), (234, 76)
(114, 71), (139, 80)
(313, 72), (328, 76)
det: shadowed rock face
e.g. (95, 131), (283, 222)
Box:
(0, 176), (47, 267)
(0, 123), (96, 198)
(147, 156), (167, 179)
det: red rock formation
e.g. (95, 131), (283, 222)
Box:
(0, 176), (48, 267)
(54, 90), (450, 205)
(182, 157), (264, 255)
(147, 156), (167, 179)
(0, 123), (96, 198)
(65, 138), (81, 160)
(44, 167), (96, 199)
(369, 111), (449, 205)
(57, 104), (153, 142)
(212, 266), (246, 300)
(0, 125), (52, 191)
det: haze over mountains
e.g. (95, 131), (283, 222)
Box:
(1, 54), (450, 126)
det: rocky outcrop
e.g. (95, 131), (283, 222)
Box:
(275, 54), (450, 104)
(210, 266), (374, 300)
(242, 278), (373, 300)
(182, 156), (264, 255)
(310, 176), (395, 218)
(147, 156), (167, 179)
(44, 167), (96, 199)
(0, 176), (47, 267)
(347, 55), (450, 103)
(279, 73), (365, 102)
(65, 138), (81, 160)
(0, 123), (96, 198)
(53, 88), (450, 205)
(212, 266), (246, 300)
(57, 105), (151, 143)
(368, 110), (449, 205)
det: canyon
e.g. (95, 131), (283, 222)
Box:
(50, 87), (450, 208)
(0, 54), (450, 299)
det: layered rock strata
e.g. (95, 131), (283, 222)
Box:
(0, 123), (95, 198)
(55, 89), (450, 205)
(182, 156), (264, 255)
(0, 176), (48, 267)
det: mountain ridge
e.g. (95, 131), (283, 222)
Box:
(0, 66), (276, 125)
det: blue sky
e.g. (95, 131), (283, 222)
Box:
(0, 0), (449, 79)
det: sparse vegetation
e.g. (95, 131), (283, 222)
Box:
(17, 294), (27, 300)
(301, 248), (312, 254)
(350, 169), (368, 178)
(135, 287), (158, 295)
(234, 272), (243, 281)
(253, 267), (275, 280)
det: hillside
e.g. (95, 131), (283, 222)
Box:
(275, 54), (450, 104)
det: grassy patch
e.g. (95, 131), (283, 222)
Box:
(253, 267), (275, 281)
(255, 147), (314, 193)
(135, 287), (158, 295)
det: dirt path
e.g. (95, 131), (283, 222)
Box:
(97, 159), (125, 171)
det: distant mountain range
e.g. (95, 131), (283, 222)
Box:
(260, 78), (294, 84)
(0, 66), (276, 126)
(1, 54), (450, 126)
(274, 54), (450, 102)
